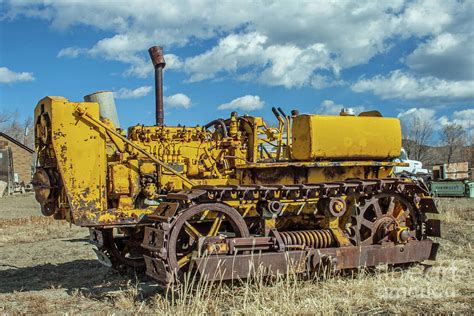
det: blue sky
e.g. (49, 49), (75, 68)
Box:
(0, 0), (473, 139)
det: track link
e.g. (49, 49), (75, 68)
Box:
(141, 178), (440, 285)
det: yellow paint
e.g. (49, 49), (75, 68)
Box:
(292, 114), (402, 160)
(34, 95), (404, 234)
(109, 163), (131, 194)
(35, 97), (107, 225)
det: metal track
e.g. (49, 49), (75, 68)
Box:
(90, 228), (147, 272)
(141, 178), (440, 285)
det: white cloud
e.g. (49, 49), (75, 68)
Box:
(438, 109), (474, 130)
(218, 95), (264, 111)
(57, 47), (86, 58)
(397, 107), (437, 123)
(311, 75), (345, 89)
(259, 43), (333, 88)
(182, 33), (333, 88)
(405, 32), (474, 81)
(397, 108), (439, 137)
(183, 32), (267, 82)
(114, 86), (152, 99)
(4, 0), (472, 93)
(396, 0), (457, 36)
(164, 93), (191, 108)
(164, 54), (183, 70)
(319, 100), (365, 115)
(352, 70), (474, 102)
(0, 67), (35, 83)
(398, 107), (474, 137)
(5, 0), (472, 86)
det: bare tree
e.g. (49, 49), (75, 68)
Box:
(0, 112), (12, 125)
(0, 111), (34, 148)
(470, 132), (474, 169)
(402, 116), (434, 164)
(22, 116), (34, 149)
(441, 123), (466, 164)
(2, 117), (23, 141)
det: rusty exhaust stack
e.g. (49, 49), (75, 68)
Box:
(148, 46), (166, 126)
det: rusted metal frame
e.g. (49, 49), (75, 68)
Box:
(192, 179), (378, 203)
(167, 179), (422, 216)
(142, 178), (439, 284)
(425, 219), (441, 237)
(327, 239), (437, 270)
(192, 239), (438, 282)
(146, 201), (181, 222)
(185, 179), (405, 207)
(167, 189), (207, 201)
(318, 182), (346, 197)
(194, 250), (308, 281)
(227, 236), (276, 253)
(269, 228), (286, 252)
(396, 181), (429, 197)
(256, 185), (275, 200)
(237, 161), (409, 169)
(198, 185), (247, 201)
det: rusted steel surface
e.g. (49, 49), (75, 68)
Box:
(146, 202), (180, 222)
(328, 240), (437, 269)
(194, 251), (308, 281)
(227, 237), (276, 252)
(141, 178), (439, 285)
(191, 240), (438, 282)
(144, 254), (171, 283)
(145, 239), (439, 283)
(236, 160), (408, 169)
(186, 178), (431, 204)
(148, 46), (166, 126)
(280, 229), (335, 248)
(425, 219), (442, 237)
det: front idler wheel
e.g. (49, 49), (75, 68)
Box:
(167, 203), (249, 280)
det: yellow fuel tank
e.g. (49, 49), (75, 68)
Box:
(291, 114), (401, 160)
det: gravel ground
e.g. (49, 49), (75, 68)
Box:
(0, 193), (41, 219)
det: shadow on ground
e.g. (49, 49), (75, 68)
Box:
(0, 259), (161, 299)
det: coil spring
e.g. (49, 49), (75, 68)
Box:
(280, 229), (335, 248)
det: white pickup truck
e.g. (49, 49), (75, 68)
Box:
(394, 148), (431, 182)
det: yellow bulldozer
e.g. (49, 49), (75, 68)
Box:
(32, 46), (440, 284)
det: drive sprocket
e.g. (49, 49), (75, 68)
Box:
(347, 193), (418, 246)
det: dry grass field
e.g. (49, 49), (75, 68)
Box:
(0, 194), (473, 314)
